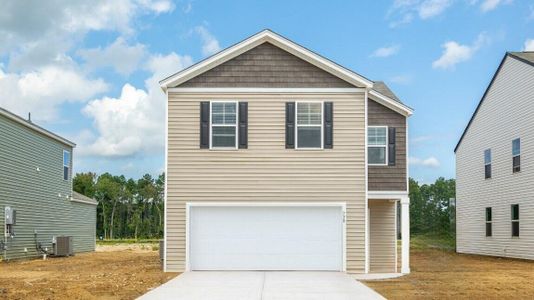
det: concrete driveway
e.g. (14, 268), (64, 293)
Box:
(139, 271), (385, 300)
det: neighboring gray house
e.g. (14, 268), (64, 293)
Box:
(455, 52), (534, 260)
(1, 107), (97, 261)
(160, 30), (413, 274)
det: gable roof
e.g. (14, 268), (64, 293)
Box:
(160, 29), (374, 89)
(454, 52), (534, 152)
(0, 107), (75, 147)
(160, 29), (413, 116)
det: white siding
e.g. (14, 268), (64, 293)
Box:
(456, 56), (534, 259)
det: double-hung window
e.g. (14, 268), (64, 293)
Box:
(485, 207), (492, 237)
(484, 149), (492, 179)
(512, 138), (521, 173)
(210, 101), (238, 149)
(511, 204), (520, 237)
(296, 102), (323, 149)
(368, 126), (388, 165)
(63, 150), (70, 181)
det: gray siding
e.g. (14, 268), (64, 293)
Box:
(456, 56), (534, 260)
(0, 114), (95, 260)
(368, 99), (407, 191)
(178, 42), (355, 88)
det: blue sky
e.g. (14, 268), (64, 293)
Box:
(1, 0), (533, 183)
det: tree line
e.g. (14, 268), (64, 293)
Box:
(73, 172), (164, 240)
(409, 177), (456, 236)
(74, 171), (455, 240)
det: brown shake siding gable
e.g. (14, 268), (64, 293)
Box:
(367, 98), (407, 191)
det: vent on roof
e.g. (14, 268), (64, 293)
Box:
(54, 236), (73, 256)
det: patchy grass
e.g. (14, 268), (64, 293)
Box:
(96, 239), (161, 246)
(364, 234), (534, 299)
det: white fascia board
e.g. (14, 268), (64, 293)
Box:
(368, 90), (413, 117)
(368, 191), (409, 199)
(167, 87), (365, 94)
(159, 30), (373, 90)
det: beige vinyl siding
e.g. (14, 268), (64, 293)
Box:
(456, 56), (534, 260)
(369, 200), (396, 273)
(167, 92), (366, 273)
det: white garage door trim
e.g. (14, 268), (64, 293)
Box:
(185, 202), (347, 271)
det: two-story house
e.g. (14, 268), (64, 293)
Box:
(160, 30), (413, 274)
(1, 107), (96, 261)
(455, 52), (534, 260)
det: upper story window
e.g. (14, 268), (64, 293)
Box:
(368, 126), (388, 165)
(63, 150), (70, 181)
(512, 138), (521, 173)
(485, 207), (492, 237)
(296, 102), (323, 149)
(511, 204), (519, 237)
(210, 101), (237, 149)
(484, 149), (492, 179)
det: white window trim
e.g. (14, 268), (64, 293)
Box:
(209, 100), (238, 150)
(295, 101), (324, 150)
(63, 150), (70, 181)
(367, 126), (388, 166)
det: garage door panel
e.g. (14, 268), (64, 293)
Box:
(190, 206), (343, 271)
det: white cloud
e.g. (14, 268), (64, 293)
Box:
(79, 53), (192, 157)
(524, 39), (534, 51)
(432, 33), (490, 70)
(0, 65), (108, 121)
(409, 156), (441, 168)
(387, 0), (452, 27)
(195, 26), (221, 56)
(370, 45), (401, 58)
(419, 0), (453, 19)
(78, 37), (147, 75)
(479, 0), (512, 12)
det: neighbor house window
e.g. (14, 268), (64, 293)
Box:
(485, 207), (492, 237)
(210, 101), (237, 149)
(484, 149), (492, 179)
(368, 126), (388, 165)
(63, 150), (70, 181)
(511, 204), (519, 237)
(512, 138), (521, 173)
(296, 102), (323, 149)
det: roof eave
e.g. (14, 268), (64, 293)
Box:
(368, 89), (414, 117)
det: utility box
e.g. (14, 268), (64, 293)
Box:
(5, 207), (16, 225)
(54, 236), (73, 256)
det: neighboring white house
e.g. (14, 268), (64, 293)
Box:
(455, 52), (534, 260)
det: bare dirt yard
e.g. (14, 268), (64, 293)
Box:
(0, 244), (178, 300)
(364, 236), (534, 299)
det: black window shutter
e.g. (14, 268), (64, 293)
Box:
(324, 102), (333, 149)
(200, 102), (209, 149)
(388, 127), (396, 166)
(238, 102), (248, 149)
(286, 102), (295, 149)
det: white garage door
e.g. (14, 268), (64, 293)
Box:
(189, 205), (344, 271)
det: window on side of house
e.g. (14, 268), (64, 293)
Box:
(512, 138), (521, 173)
(210, 101), (238, 149)
(485, 207), (492, 237)
(296, 102), (323, 149)
(511, 204), (519, 237)
(368, 126), (388, 165)
(63, 150), (70, 181)
(484, 149), (492, 179)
